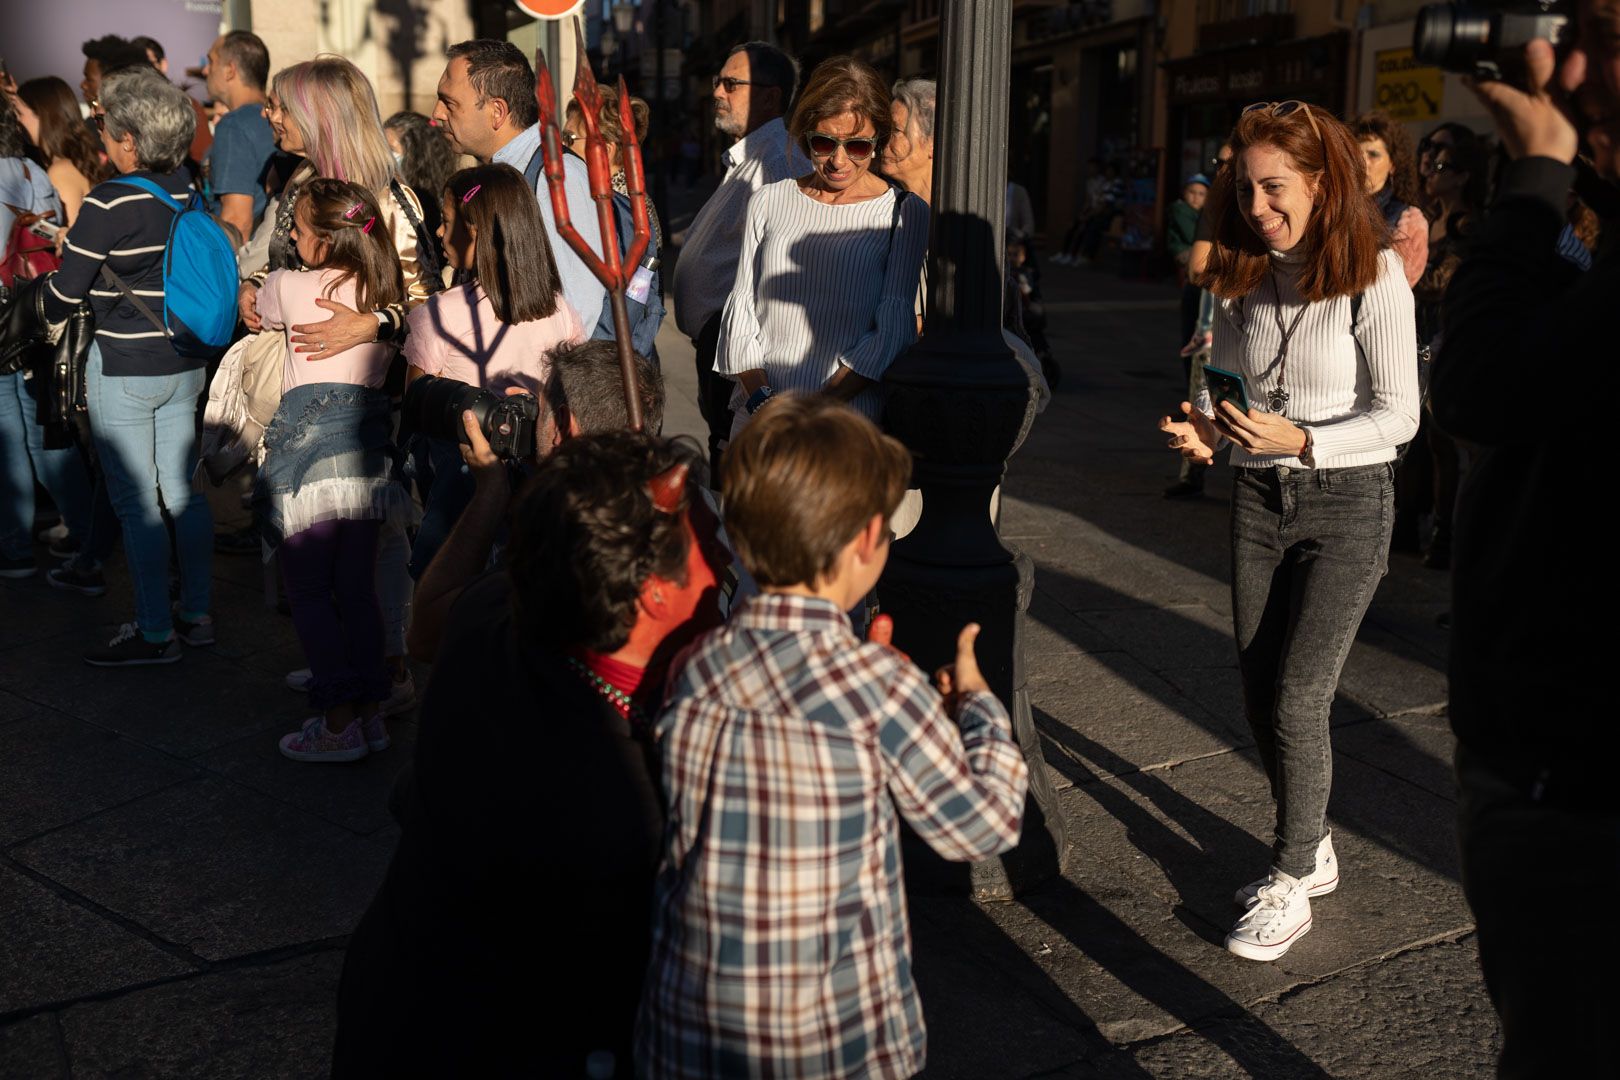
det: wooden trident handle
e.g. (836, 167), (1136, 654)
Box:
(536, 27), (652, 433)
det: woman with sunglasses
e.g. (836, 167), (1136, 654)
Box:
(713, 55), (929, 434)
(1159, 100), (1420, 962)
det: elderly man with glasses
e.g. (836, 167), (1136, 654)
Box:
(672, 41), (808, 485)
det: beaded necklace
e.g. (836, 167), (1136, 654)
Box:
(565, 654), (651, 737)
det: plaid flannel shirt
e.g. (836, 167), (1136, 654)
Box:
(637, 594), (1029, 1079)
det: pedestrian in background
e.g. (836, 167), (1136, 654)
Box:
(1168, 172), (1209, 361)
(41, 66), (217, 664)
(1350, 110), (1427, 287)
(672, 41), (808, 483)
(384, 111), (457, 258)
(14, 76), (110, 226)
(715, 55), (928, 437)
(1159, 100), (1419, 962)
(200, 30), (274, 246)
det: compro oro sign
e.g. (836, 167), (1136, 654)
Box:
(514, 0), (586, 16)
(1373, 48), (1444, 122)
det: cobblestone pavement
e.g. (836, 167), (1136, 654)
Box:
(0, 257), (1499, 1078)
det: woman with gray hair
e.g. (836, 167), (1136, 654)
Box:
(40, 64), (217, 665)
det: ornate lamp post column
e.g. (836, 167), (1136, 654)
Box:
(880, 0), (1068, 900)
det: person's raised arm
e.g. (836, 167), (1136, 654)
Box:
(829, 193), (931, 391)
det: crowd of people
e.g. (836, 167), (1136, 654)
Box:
(0, 5), (1612, 1075)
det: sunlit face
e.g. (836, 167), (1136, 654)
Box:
(264, 92), (303, 155)
(882, 100), (931, 195)
(437, 195), (477, 273)
(433, 57), (497, 160)
(805, 110), (878, 193)
(1360, 137), (1392, 196)
(712, 52), (753, 139)
(290, 199), (330, 268)
(203, 37), (227, 102)
(1236, 143), (1316, 253)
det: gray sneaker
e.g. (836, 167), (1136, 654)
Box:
(85, 623), (181, 667)
(172, 609), (216, 647)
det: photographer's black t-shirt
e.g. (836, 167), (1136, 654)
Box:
(333, 570), (664, 1078)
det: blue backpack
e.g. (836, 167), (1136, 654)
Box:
(98, 175), (238, 359)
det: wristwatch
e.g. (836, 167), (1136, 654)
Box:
(745, 385), (776, 415)
(1298, 427), (1316, 468)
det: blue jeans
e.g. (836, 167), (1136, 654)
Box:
(407, 436), (475, 579)
(0, 369), (100, 561)
(1230, 463), (1393, 878)
(85, 343), (213, 639)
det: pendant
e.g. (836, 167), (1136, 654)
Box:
(1267, 385), (1289, 414)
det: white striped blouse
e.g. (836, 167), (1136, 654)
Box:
(715, 178), (931, 425)
(1207, 247), (1421, 469)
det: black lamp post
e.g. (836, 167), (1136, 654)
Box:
(880, 0), (1069, 900)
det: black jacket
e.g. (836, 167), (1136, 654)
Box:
(1435, 156), (1614, 806)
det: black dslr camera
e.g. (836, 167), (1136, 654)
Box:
(402, 374), (539, 461)
(1414, 0), (1571, 86)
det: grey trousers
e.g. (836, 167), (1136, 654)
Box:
(1230, 463), (1393, 878)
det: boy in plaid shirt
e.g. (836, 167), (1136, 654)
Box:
(637, 396), (1030, 1078)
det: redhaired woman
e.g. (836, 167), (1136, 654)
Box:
(1160, 101), (1421, 962)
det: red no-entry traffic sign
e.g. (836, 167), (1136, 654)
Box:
(514, 0), (586, 17)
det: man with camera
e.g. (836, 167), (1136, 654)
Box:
(404, 339), (664, 662)
(1434, 1), (1620, 1072)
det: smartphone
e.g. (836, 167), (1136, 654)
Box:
(1202, 364), (1250, 414)
(28, 218), (61, 242)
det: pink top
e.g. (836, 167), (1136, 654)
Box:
(403, 281), (585, 397)
(257, 268), (397, 393)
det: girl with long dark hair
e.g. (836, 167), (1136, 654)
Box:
(1159, 101), (1420, 962)
(16, 76), (109, 226)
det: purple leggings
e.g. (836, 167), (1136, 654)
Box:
(281, 517), (388, 712)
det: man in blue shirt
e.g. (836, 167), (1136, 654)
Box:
(432, 40), (606, 326)
(202, 31), (274, 245)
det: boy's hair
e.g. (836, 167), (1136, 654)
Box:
(297, 178), (404, 314)
(507, 432), (700, 652)
(446, 163), (561, 324)
(722, 395), (910, 588)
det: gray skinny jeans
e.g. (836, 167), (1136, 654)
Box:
(1230, 463), (1393, 879)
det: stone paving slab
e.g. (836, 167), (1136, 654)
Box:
(56, 951), (343, 1080)
(1334, 711), (1459, 803)
(1115, 935), (1499, 1078)
(0, 863), (193, 1016)
(194, 719), (416, 837)
(10, 778), (392, 962)
(0, 710), (196, 847)
(0, 1014), (67, 1080)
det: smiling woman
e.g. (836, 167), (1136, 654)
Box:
(1157, 99), (1420, 967)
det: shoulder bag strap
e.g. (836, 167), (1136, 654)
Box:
(391, 179), (444, 291)
(107, 175), (183, 213)
(99, 263), (168, 336)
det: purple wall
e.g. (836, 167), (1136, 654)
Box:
(2, 0), (222, 102)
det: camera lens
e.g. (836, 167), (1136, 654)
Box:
(1414, 4), (1495, 70)
(402, 374), (500, 448)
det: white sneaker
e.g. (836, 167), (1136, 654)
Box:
(1235, 832), (1338, 906)
(1225, 870), (1312, 961)
(285, 668), (313, 692)
(378, 673), (416, 717)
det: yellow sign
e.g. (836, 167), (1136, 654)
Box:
(1373, 48), (1444, 122)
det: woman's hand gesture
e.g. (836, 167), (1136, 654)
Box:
(1213, 401), (1308, 457)
(1160, 402), (1219, 464)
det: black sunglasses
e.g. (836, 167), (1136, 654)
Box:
(712, 76), (754, 93)
(804, 132), (878, 161)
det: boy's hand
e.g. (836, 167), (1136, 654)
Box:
(867, 614), (910, 663)
(935, 623), (990, 712)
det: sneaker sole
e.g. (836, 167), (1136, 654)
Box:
(377, 695), (415, 719)
(366, 736), (391, 752)
(1235, 872), (1338, 907)
(84, 652), (182, 667)
(177, 634), (217, 647)
(1225, 916), (1312, 962)
(279, 742), (369, 763)
(47, 574), (108, 598)
(0, 567), (38, 579)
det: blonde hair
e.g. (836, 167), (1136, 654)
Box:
(272, 56), (397, 196)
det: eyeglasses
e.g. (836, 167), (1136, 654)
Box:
(560, 130), (578, 147)
(711, 76), (754, 93)
(1242, 100), (1322, 142)
(804, 132), (878, 161)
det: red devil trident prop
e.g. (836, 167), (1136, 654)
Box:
(535, 36), (652, 433)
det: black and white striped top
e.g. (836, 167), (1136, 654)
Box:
(43, 168), (200, 377)
(716, 179), (931, 424)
